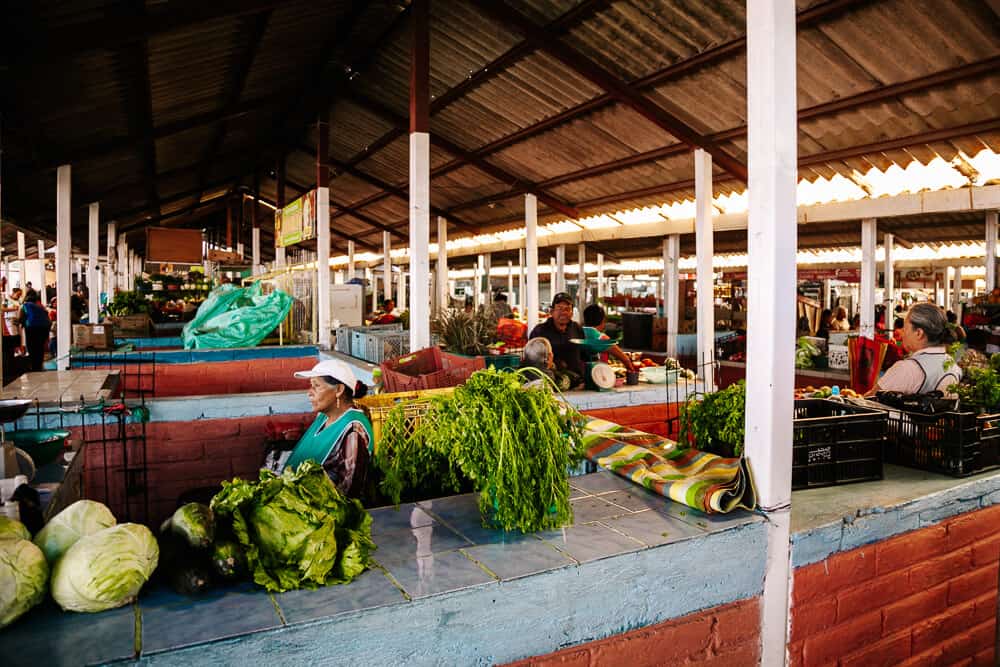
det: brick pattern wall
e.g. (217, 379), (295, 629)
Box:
(790, 505), (1000, 666)
(582, 403), (679, 439)
(82, 413), (313, 525)
(505, 597), (760, 666)
(152, 356), (314, 396)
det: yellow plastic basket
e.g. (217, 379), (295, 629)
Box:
(357, 387), (455, 454)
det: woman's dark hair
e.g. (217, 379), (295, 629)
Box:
(906, 303), (956, 345)
(25, 292), (41, 304)
(320, 375), (368, 400)
(893, 317), (904, 329)
(946, 310), (957, 324)
(582, 304), (605, 327)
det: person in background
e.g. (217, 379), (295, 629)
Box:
(946, 310), (966, 342)
(284, 360), (373, 498)
(816, 308), (832, 339)
(463, 296), (474, 314)
(24, 282), (37, 302)
(582, 304), (636, 372)
(20, 293), (51, 372)
(870, 303), (961, 397)
(492, 292), (513, 320)
(529, 292), (584, 380)
(830, 306), (851, 332)
(520, 337), (555, 384)
(70, 286), (86, 324)
(990, 287), (1000, 305)
(372, 298), (398, 325)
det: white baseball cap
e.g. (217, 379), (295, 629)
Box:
(293, 359), (359, 389)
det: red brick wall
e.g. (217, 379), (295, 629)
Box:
(505, 597), (760, 666)
(582, 403), (679, 439)
(790, 505), (1000, 666)
(152, 357), (314, 396)
(81, 413), (313, 525)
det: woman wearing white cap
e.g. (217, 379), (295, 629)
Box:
(285, 359), (374, 498)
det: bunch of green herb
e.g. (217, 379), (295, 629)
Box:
(375, 368), (585, 532)
(678, 381), (746, 458)
(431, 307), (498, 356)
(950, 366), (1000, 412)
(105, 290), (151, 316)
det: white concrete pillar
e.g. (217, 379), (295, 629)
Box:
(36, 241), (46, 294)
(883, 233), (894, 312)
(518, 247), (526, 310)
(744, 2), (796, 663)
(474, 255), (483, 307)
(549, 257), (557, 300)
(555, 245), (566, 294)
(525, 194), (539, 332)
(597, 253), (605, 301)
(106, 222), (117, 298)
(986, 211), (997, 293)
(483, 253), (492, 305)
(436, 216), (448, 311)
(56, 165), (72, 370)
(317, 186), (331, 348)
(860, 218), (876, 339)
(382, 231), (392, 306)
(347, 240), (356, 282)
(577, 243), (587, 314)
(397, 269), (407, 312)
(664, 235), (680, 358)
(88, 203), (100, 322)
(16, 231), (25, 289)
(507, 261), (514, 303)
(953, 265), (962, 313)
(367, 267), (377, 312)
(252, 227), (261, 276)
(409, 136), (432, 350)
(944, 268), (952, 309)
(694, 148), (715, 374)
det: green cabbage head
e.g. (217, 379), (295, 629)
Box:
(0, 538), (49, 628)
(0, 516), (31, 542)
(34, 499), (117, 563)
(51, 523), (158, 613)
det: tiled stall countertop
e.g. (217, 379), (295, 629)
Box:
(1, 370), (120, 404)
(5, 472), (760, 665)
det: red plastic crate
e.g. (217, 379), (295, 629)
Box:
(381, 347), (485, 392)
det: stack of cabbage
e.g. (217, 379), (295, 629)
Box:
(0, 500), (158, 628)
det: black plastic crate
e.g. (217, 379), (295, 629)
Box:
(880, 406), (1000, 477)
(792, 399), (886, 490)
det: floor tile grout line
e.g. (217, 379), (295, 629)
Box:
(372, 563), (413, 602)
(456, 548), (503, 581)
(593, 519), (652, 549)
(267, 592), (288, 626)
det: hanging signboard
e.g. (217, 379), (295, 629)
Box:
(146, 227), (204, 264)
(275, 189), (317, 247)
(723, 268), (862, 282)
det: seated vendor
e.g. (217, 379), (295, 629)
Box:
(520, 336), (555, 385)
(285, 360), (373, 497)
(870, 303), (961, 398)
(529, 292), (585, 382)
(372, 298), (399, 325)
(582, 304), (637, 373)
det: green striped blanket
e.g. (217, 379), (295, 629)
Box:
(582, 417), (756, 514)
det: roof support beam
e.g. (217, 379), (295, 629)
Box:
(120, 1), (159, 217)
(468, 0), (747, 181)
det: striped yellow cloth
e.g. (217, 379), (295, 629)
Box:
(582, 417), (756, 514)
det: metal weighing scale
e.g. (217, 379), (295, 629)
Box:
(571, 327), (618, 391)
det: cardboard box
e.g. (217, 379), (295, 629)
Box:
(73, 323), (115, 350)
(111, 314), (150, 337)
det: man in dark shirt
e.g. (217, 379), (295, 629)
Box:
(529, 292), (585, 379)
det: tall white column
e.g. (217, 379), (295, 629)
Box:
(367, 267), (377, 312)
(474, 255), (483, 307)
(550, 257), (557, 300)
(577, 243), (587, 314)
(518, 248), (526, 310)
(88, 203), (100, 323)
(409, 134), (431, 350)
(597, 253), (605, 301)
(347, 240), (356, 282)
(944, 267), (952, 309)
(397, 269), (407, 312)
(382, 231), (392, 305)
(694, 149), (715, 374)
(860, 218), (877, 339)
(883, 232), (894, 311)
(56, 165), (72, 370)
(525, 194), (539, 332)
(953, 265), (963, 313)
(507, 261), (514, 302)
(106, 222), (117, 298)
(36, 241), (46, 294)
(555, 244), (566, 294)
(436, 216), (448, 311)
(16, 231), (25, 289)
(316, 186), (331, 348)
(252, 227), (261, 276)
(745, 2), (797, 664)
(986, 211), (998, 293)
(664, 234), (680, 358)
(483, 253), (492, 305)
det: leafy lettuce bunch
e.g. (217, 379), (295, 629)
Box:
(211, 460), (374, 592)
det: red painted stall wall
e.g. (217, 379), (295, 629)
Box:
(149, 357), (314, 397)
(505, 597), (760, 666)
(789, 505), (1000, 666)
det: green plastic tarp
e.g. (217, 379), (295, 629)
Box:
(182, 282), (293, 350)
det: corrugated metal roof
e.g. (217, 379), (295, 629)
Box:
(4, 0), (999, 256)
